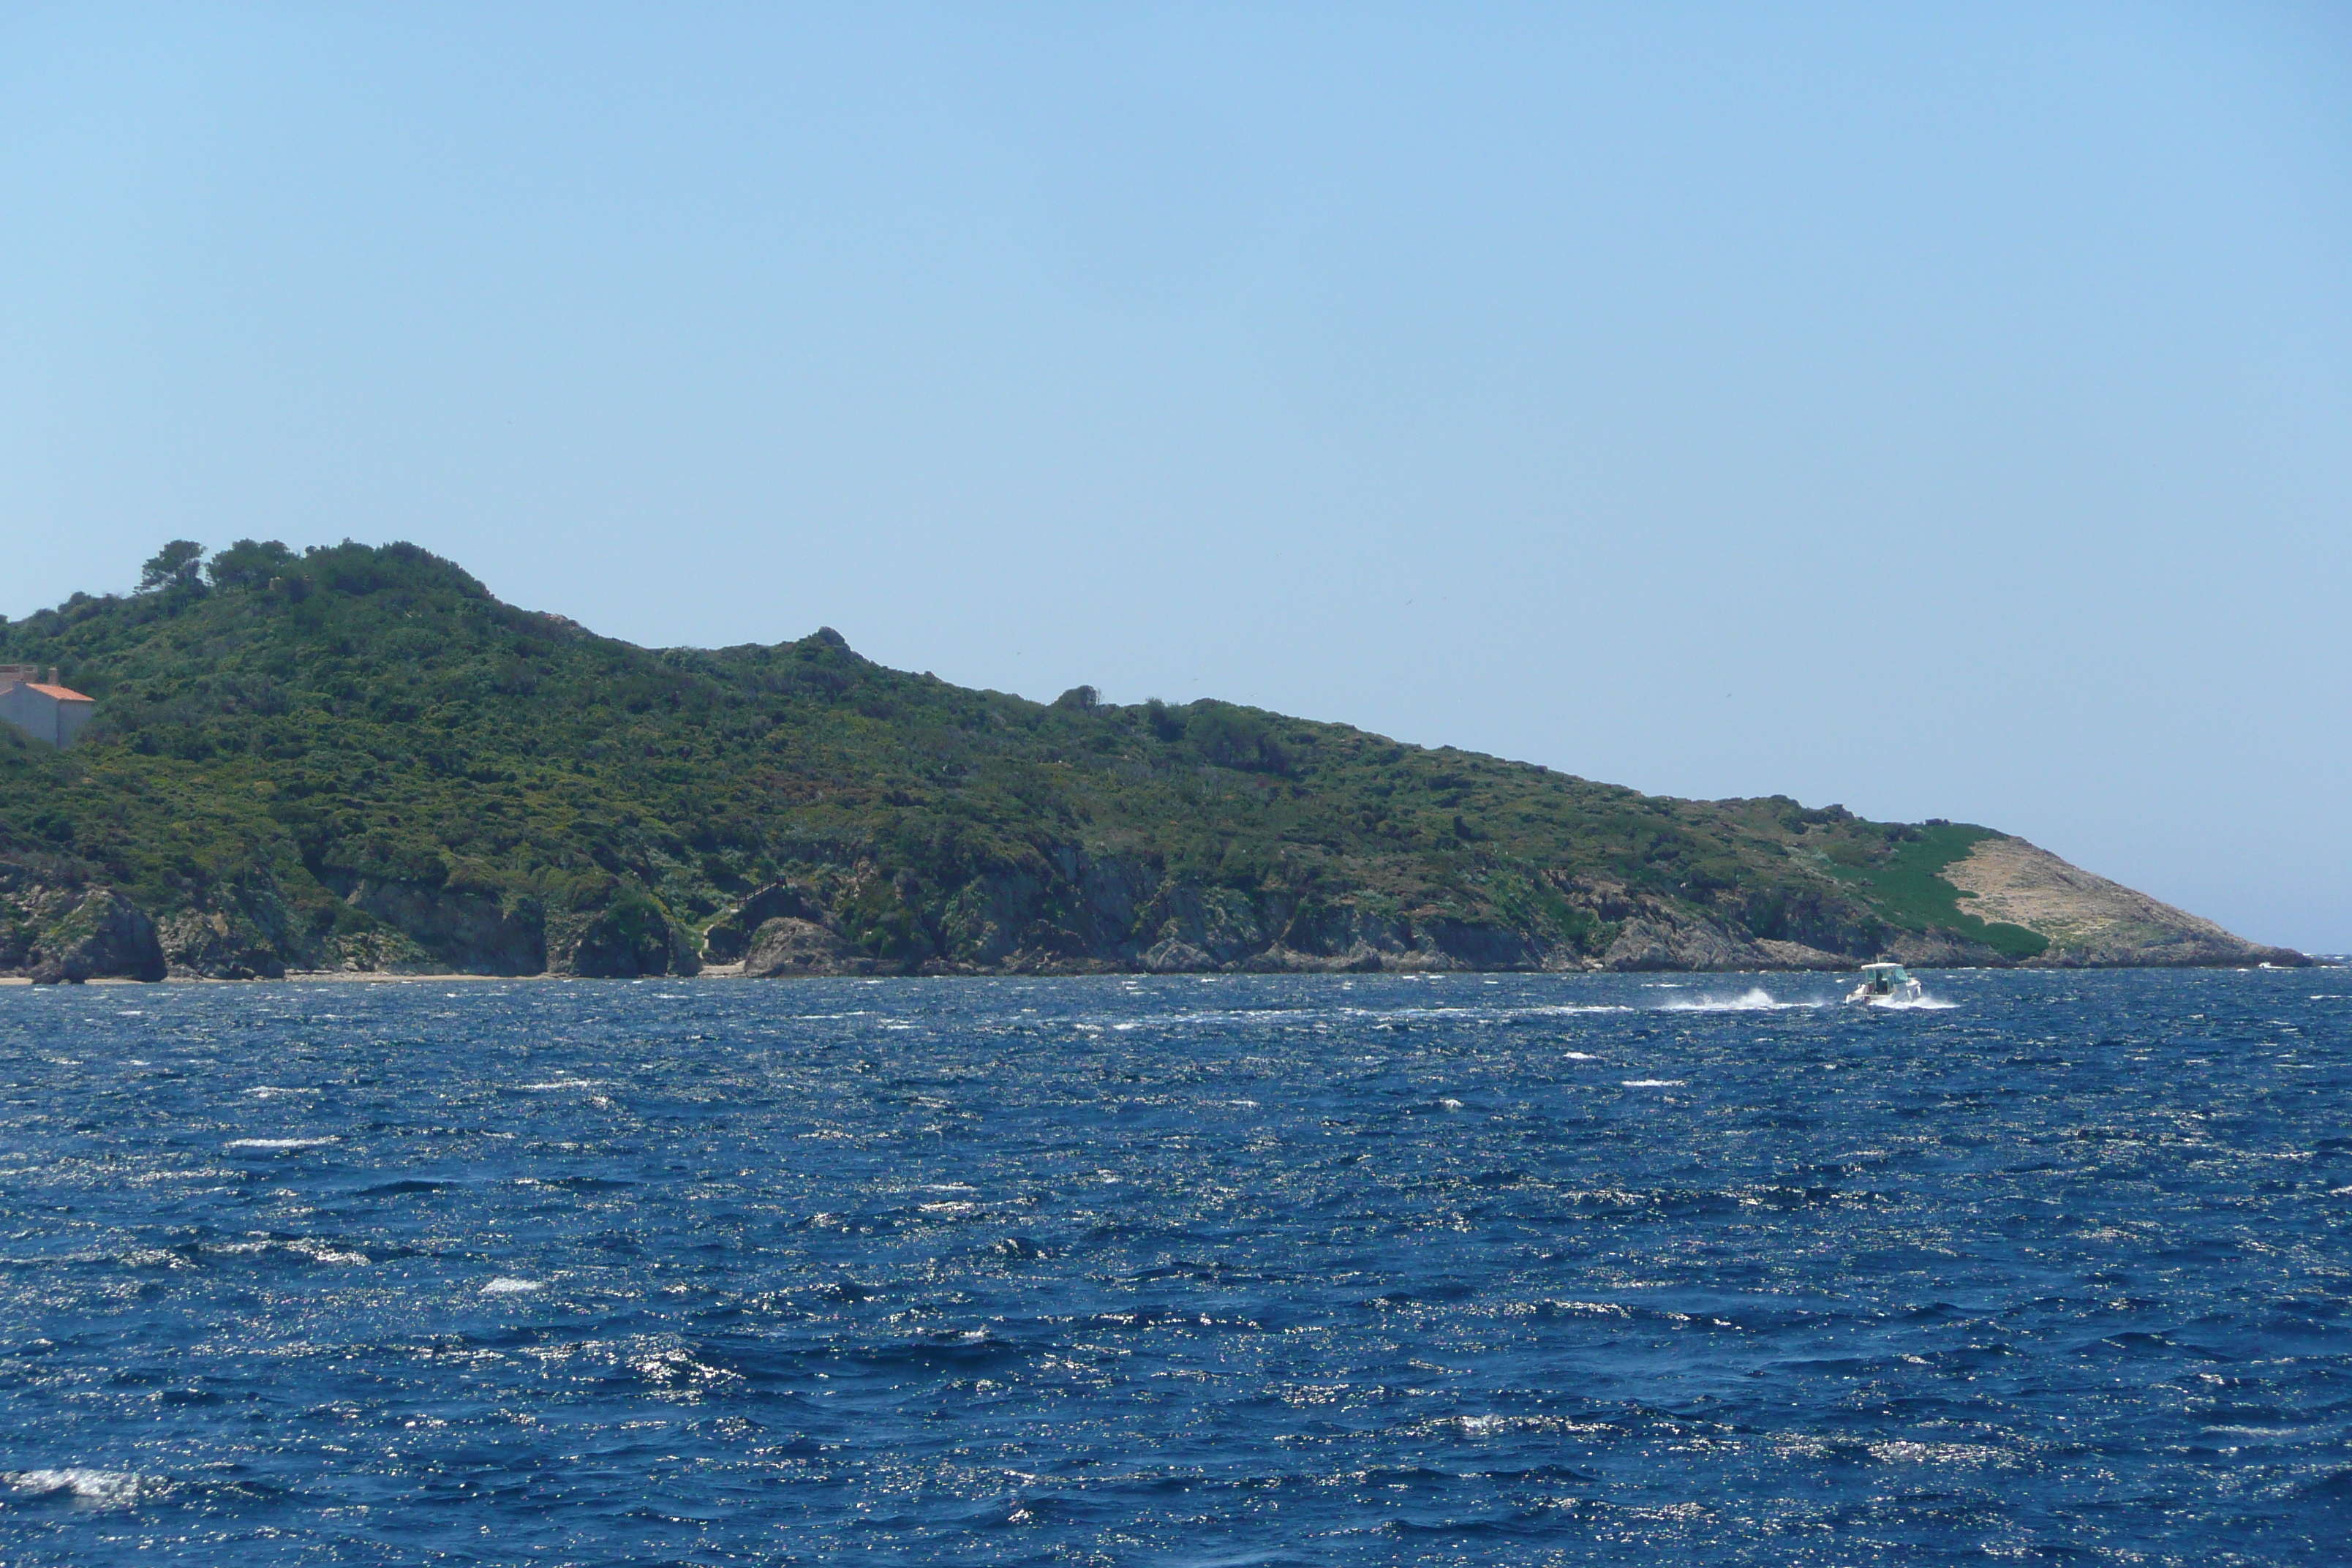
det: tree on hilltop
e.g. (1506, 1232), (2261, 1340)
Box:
(136, 540), (206, 594)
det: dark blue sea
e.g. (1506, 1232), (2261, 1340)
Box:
(1, 969), (2345, 1565)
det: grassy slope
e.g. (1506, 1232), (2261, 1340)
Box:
(0, 542), (2016, 970)
(1818, 823), (2050, 959)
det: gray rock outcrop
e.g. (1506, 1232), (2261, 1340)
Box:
(26, 888), (166, 983)
(741, 917), (877, 977)
(159, 910), (286, 980)
(701, 883), (833, 965)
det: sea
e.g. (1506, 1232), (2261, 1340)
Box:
(0, 968), (2344, 1565)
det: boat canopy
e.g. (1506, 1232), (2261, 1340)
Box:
(1860, 962), (1911, 978)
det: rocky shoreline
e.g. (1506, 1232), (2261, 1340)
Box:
(1, 837), (2307, 984)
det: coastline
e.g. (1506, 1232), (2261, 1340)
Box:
(2, 957), (2327, 987)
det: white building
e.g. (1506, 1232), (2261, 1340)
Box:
(0, 665), (95, 747)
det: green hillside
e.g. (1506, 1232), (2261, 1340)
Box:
(1, 540), (2046, 979)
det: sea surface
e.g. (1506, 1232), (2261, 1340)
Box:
(0, 968), (2345, 1565)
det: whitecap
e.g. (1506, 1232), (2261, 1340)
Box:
(6, 1468), (143, 1506)
(1564, 1052), (1599, 1061)
(2200, 1423), (2310, 1439)
(480, 1277), (544, 1295)
(1621, 1079), (1686, 1088)
(118, 1248), (195, 1270)
(285, 1240), (371, 1266)
(225, 1137), (336, 1151)
(519, 1079), (602, 1091)
(1660, 988), (1819, 1013)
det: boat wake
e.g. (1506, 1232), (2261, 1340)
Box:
(1659, 988), (1821, 1013)
(1862, 992), (1957, 1011)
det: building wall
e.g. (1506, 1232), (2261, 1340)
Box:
(0, 685), (94, 747)
(0, 684), (57, 744)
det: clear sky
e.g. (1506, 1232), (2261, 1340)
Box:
(4, 4), (2347, 951)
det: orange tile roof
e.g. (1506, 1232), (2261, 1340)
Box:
(20, 683), (92, 703)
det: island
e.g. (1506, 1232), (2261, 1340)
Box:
(0, 541), (2305, 981)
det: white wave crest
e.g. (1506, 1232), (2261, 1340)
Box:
(481, 1277), (544, 1294)
(1621, 1079), (1687, 1088)
(7, 1468), (142, 1506)
(1659, 988), (1819, 1013)
(224, 1137), (336, 1151)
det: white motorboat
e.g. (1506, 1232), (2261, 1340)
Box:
(1847, 962), (1923, 1005)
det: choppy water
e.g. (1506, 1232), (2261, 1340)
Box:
(1, 968), (2345, 1564)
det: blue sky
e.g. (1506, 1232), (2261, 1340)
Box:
(4, 4), (2347, 950)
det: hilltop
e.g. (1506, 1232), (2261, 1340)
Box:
(0, 541), (2303, 981)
